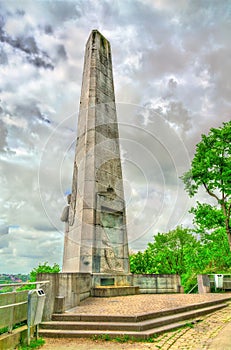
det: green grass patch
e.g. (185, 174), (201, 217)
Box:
(17, 338), (45, 349)
(0, 326), (8, 335)
(92, 333), (161, 343)
(0, 321), (27, 335)
(91, 322), (199, 344)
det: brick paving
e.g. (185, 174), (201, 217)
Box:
(149, 301), (231, 349)
(43, 294), (231, 350)
(68, 293), (231, 316)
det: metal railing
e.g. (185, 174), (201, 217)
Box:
(0, 281), (49, 333)
(0, 280), (50, 292)
(187, 283), (198, 294)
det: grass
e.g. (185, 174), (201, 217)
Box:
(17, 338), (45, 350)
(0, 326), (8, 335)
(91, 322), (199, 344)
(0, 321), (27, 335)
(92, 333), (160, 343)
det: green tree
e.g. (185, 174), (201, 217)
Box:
(30, 262), (60, 282)
(130, 226), (201, 291)
(18, 262), (60, 291)
(198, 228), (231, 273)
(181, 121), (231, 250)
(129, 226), (231, 292)
(145, 226), (199, 275)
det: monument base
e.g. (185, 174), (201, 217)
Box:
(92, 273), (132, 287)
(92, 273), (139, 297)
(92, 286), (139, 297)
(37, 272), (182, 320)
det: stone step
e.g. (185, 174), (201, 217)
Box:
(39, 320), (191, 340)
(52, 297), (231, 323)
(40, 303), (228, 338)
(41, 304), (226, 332)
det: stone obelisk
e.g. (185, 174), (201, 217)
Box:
(62, 30), (130, 277)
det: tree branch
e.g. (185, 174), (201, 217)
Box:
(202, 182), (220, 202)
(228, 202), (231, 222)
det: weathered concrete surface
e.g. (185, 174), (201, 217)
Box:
(0, 326), (28, 350)
(62, 30), (130, 275)
(132, 274), (182, 294)
(0, 290), (27, 328)
(37, 273), (92, 320)
(37, 272), (183, 320)
(198, 274), (211, 294)
(92, 273), (133, 288)
(92, 286), (139, 297)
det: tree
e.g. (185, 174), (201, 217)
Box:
(145, 226), (199, 275)
(30, 262), (60, 282)
(181, 121), (231, 250)
(18, 262), (60, 291)
(129, 225), (231, 292)
(130, 226), (201, 291)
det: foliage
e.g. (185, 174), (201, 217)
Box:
(181, 121), (231, 249)
(18, 262), (60, 291)
(0, 326), (8, 335)
(146, 226), (199, 275)
(0, 321), (27, 336)
(190, 202), (225, 231)
(130, 226), (198, 275)
(0, 286), (14, 293)
(129, 226), (231, 292)
(29, 262), (60, 282)
(17, 338), (45, 350)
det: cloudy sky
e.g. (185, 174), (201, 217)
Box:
(0, 0), (230, 274)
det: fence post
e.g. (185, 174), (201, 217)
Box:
(8, 292), (16, 332)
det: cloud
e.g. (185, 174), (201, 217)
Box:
(0, 47), (8, 64)
(0, 29), (54, 69)
(55, 44), (67, 61)
(0, 0), (230, 273)
(0, 119), (8, 152)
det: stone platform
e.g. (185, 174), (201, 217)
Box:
(40, 293), (231, 340)
(67, 293), (231, 316)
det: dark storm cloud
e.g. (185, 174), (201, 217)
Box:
(0, 47), (8, 64)
(15, 103), (51, 125)
(0, 30), (54, 69)
(56, 44), (67, 61)
(165, 101), (191, 131)
(46, 0), (82, 23)
(44, 24), (53, 35)
(0, 119), (8, 152)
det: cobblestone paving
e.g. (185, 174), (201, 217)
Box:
(69, 293), (231, 316)
(145, 302), (231, 349)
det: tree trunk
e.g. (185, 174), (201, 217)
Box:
(226, 223), (231, 252)
(221, 203), (231, 252)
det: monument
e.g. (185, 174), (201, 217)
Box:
(38, 30), (182, 318)
(62, 30), (130, 285)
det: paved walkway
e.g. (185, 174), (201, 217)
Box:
(42, 294), (231, 350)
(207, 321), (231, 350)
(68, 293), (231, 316)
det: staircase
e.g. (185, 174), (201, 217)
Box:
(39, 297), (230, 340)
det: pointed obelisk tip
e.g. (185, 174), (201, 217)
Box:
(88, 29), (109, 44)
(91, 29), (102, 35)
